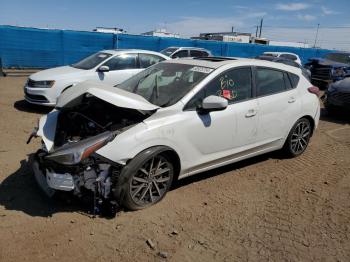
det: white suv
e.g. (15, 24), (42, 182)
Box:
(161, 47), (212, 59)
(30, 57), (320, 213)
(24, 49), (169, 106)
(263, 52), (302, 65)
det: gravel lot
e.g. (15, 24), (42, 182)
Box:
(0, 76), (349, 262)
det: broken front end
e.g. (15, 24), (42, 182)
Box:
(30, 88), (155, 216)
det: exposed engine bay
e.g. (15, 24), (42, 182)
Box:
(32, 94), (154, 217)
(54, 94), (148, 147)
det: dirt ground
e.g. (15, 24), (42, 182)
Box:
(0, 76), (349, 262)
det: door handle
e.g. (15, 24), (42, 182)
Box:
(288, 97), (296, 103)
(245, 109), (257, 118)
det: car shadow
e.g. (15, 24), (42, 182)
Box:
(14, 100), (52, 114)
(0, 155), (92, 218)
(320, 108), (350, 125)
(0, 150), (284, 218)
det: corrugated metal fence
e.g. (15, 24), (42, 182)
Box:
(0, 25), (334, 68)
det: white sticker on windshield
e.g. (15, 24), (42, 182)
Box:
(98, 54), (108, 58)
(190, 66), (213, 74)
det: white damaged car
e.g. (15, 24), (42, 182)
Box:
(29, 57), (320, 214)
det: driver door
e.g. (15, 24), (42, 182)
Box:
(96, 53), (141, 85)
(181, 67), (259, 170)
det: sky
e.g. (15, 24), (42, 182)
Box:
(0, 0), (349, 51)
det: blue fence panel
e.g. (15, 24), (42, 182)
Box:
(0, 26), (62, 68)
(0, 25), (337, 68)
(115, 34), (160, 51)
(62, 30), (114, 65)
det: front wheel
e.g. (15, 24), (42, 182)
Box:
(283, 118), (312, 157)
(115, 150), (174, 210)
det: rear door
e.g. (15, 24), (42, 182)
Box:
(254, 67), (301, 145)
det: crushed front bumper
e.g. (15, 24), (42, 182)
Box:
(31, 155), (75, 197)
(32, 159), (56, 197)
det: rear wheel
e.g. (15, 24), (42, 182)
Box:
(283, 118), (312, 157)
(115, 150), (174, 210)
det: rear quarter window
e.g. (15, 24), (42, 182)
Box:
(288, 73), (300, 88)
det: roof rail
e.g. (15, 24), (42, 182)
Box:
(193, 56), (237, 62)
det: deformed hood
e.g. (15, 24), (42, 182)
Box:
(56, 80), (160, 111)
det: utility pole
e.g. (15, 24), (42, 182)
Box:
(259, 18), (263, 38)
(313, 23), (320, 48)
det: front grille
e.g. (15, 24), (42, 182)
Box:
(312, 67), (332, 80)
(332, 92), (350, 104)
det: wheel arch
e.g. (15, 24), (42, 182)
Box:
(127, 145), (182, 183)
(299, 115), (315, 137)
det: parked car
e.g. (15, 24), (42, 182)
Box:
(304, 52), (350, 89)
(256, 55), (311, 80)
(160, 47), (212, 58)
(324, 77), (350, 113)
(262, 52), (302, 65)
(24, 49), (169, 106)
(29, 57), (320, 214)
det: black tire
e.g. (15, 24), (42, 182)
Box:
(114, 147), (174, 210)
(283, 118), (312, 157)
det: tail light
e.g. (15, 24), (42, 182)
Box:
(308, 86), (320, 97)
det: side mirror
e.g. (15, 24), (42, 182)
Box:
(97, 65), (110, 72)
(199, 95), (228, 113)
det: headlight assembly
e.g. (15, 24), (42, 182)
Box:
(45, 131), (116, 165)
(31, 80), (55, 88)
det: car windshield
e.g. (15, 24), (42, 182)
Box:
(71, 52), (112, 70)
(324, 53), (350, 65)
(117, 62), (213, 107)
(160, 48), (178, 57)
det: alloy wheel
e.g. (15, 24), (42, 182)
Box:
(130, 155), (173, 206)
(290, 120), (311, 155)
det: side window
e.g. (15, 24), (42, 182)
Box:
(256, 68), (286, 96)
(201, 51), (209, 57)
(288, 73), (300, 88)
(185, 67), (252, 110)
(280, 54), (297, 61)
(172, 50), (188, 58)
(139, 54), (165, 68)
(190, 50), (204, 57)
(102, 54), (137, 70)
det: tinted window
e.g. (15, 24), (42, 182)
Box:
(139, 54), (165, 68)
(172, 50), (188, 58)
(185, 67), (252, 110)
(256, 68), (286, 96)
(283, 72), (292, 89)
(103, 54), (137, 70)
(280, 54), (297, 61)
(190, 50), (208, 57)
(288, 73), (300, 88)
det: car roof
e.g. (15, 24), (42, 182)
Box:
(167, 46), (210, 51)
(101, 49), (165, 55)
(162, 57), (302, 74)
(263, 51), (299, 56)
